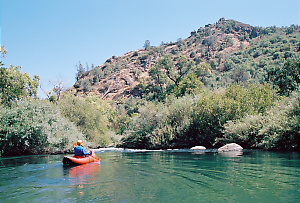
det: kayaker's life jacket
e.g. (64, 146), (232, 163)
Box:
(74, 145), (89, 156)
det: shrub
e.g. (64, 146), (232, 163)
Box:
(186, 84), (275, 147)
(118, 95), (199, 149)
(0, 100), (84, 156)
(133, 51), (138, 57)
(210, 59), (218, 69)
(219, 92), (300, 150)
(190, 52), (196, 58)
(58, 94), (117, 147)
(119, 84), (276, 149)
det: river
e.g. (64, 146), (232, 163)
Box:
(0, 149), (299, 202)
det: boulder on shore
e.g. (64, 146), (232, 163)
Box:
(190, 146), (206, 150)
(218, 143), (243, 152)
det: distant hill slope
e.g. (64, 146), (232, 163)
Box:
(70, 18), (299, 101)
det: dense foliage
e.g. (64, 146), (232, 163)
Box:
(219, 92), (300, 150)
(0, 66), (39, 107)
(267, 58), (300, 96)
(118, 84), (278, 149)
(0, 100), (85, 156)
(58, 93), (119, 147)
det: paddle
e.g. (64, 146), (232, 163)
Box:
(90, 150), (101, 162)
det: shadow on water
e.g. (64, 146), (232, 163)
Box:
(0, 155), (54, 167)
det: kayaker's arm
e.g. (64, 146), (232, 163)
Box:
(82, 148), (90, 155)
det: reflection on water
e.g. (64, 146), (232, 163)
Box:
(0, 150), (299, 202)
(218, 150), (243, 157)
(64, 163), (101, 197)
(66, 163), (100, 185)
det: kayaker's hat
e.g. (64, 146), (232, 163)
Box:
(77, 140), (83, 146)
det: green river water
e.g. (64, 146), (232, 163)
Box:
(0, 149), (299, 202)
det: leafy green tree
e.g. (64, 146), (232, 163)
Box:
(147, 55), (196, 100)
(0, 100), (84, 156)
(0, 65), (39, 107)
(119, 84), (276, 149)
(148, 61), (168, 88)
(58, 94), (117, 146)
(285, 25), (296, 34)
(157, 55), (195, 87)
(223, 59), (235, 71)
(173, 74), (203, 97)
(267, 58), (300, 95)
(193, 62), (212, 82)
(167, 55), (195, 86)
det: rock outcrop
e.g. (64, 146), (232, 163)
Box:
(190, 146), (206, 150)
(218, 143), (243, 152)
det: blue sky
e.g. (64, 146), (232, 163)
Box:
(0, 0), (299, 98)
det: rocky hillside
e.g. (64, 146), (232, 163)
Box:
(71, 18), (299, 101)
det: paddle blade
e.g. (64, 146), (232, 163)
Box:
(94, 157), (101, 162)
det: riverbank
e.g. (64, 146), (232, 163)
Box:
(2, 145), (299, 157)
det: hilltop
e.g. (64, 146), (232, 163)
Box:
(70, 18), (299, 101)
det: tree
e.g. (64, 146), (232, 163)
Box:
(202, 36), (217, 53)
(173, 74), (203, 97)
(0, 65), (39, 107)
(147, 55), (199, 100)
(0, 46), (7, 59)
(267, 58), (300, 95)
(40, 76), (67, 102)
(0, 100), (84, 156)
(58, 94), (117, 146)
(76, 61), (85, 81)
(165, 55), (195, 86)
(144, 40), (151, 50)
(193, 62), (212, 82)
(231, 66), (250, 84)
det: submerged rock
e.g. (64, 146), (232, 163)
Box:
(218, 143), (243, 152)
(190, 146), (206, 150)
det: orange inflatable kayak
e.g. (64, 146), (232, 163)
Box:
(63, 151), (100, 165)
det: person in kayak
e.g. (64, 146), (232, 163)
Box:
(74, 140), (90, 157)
